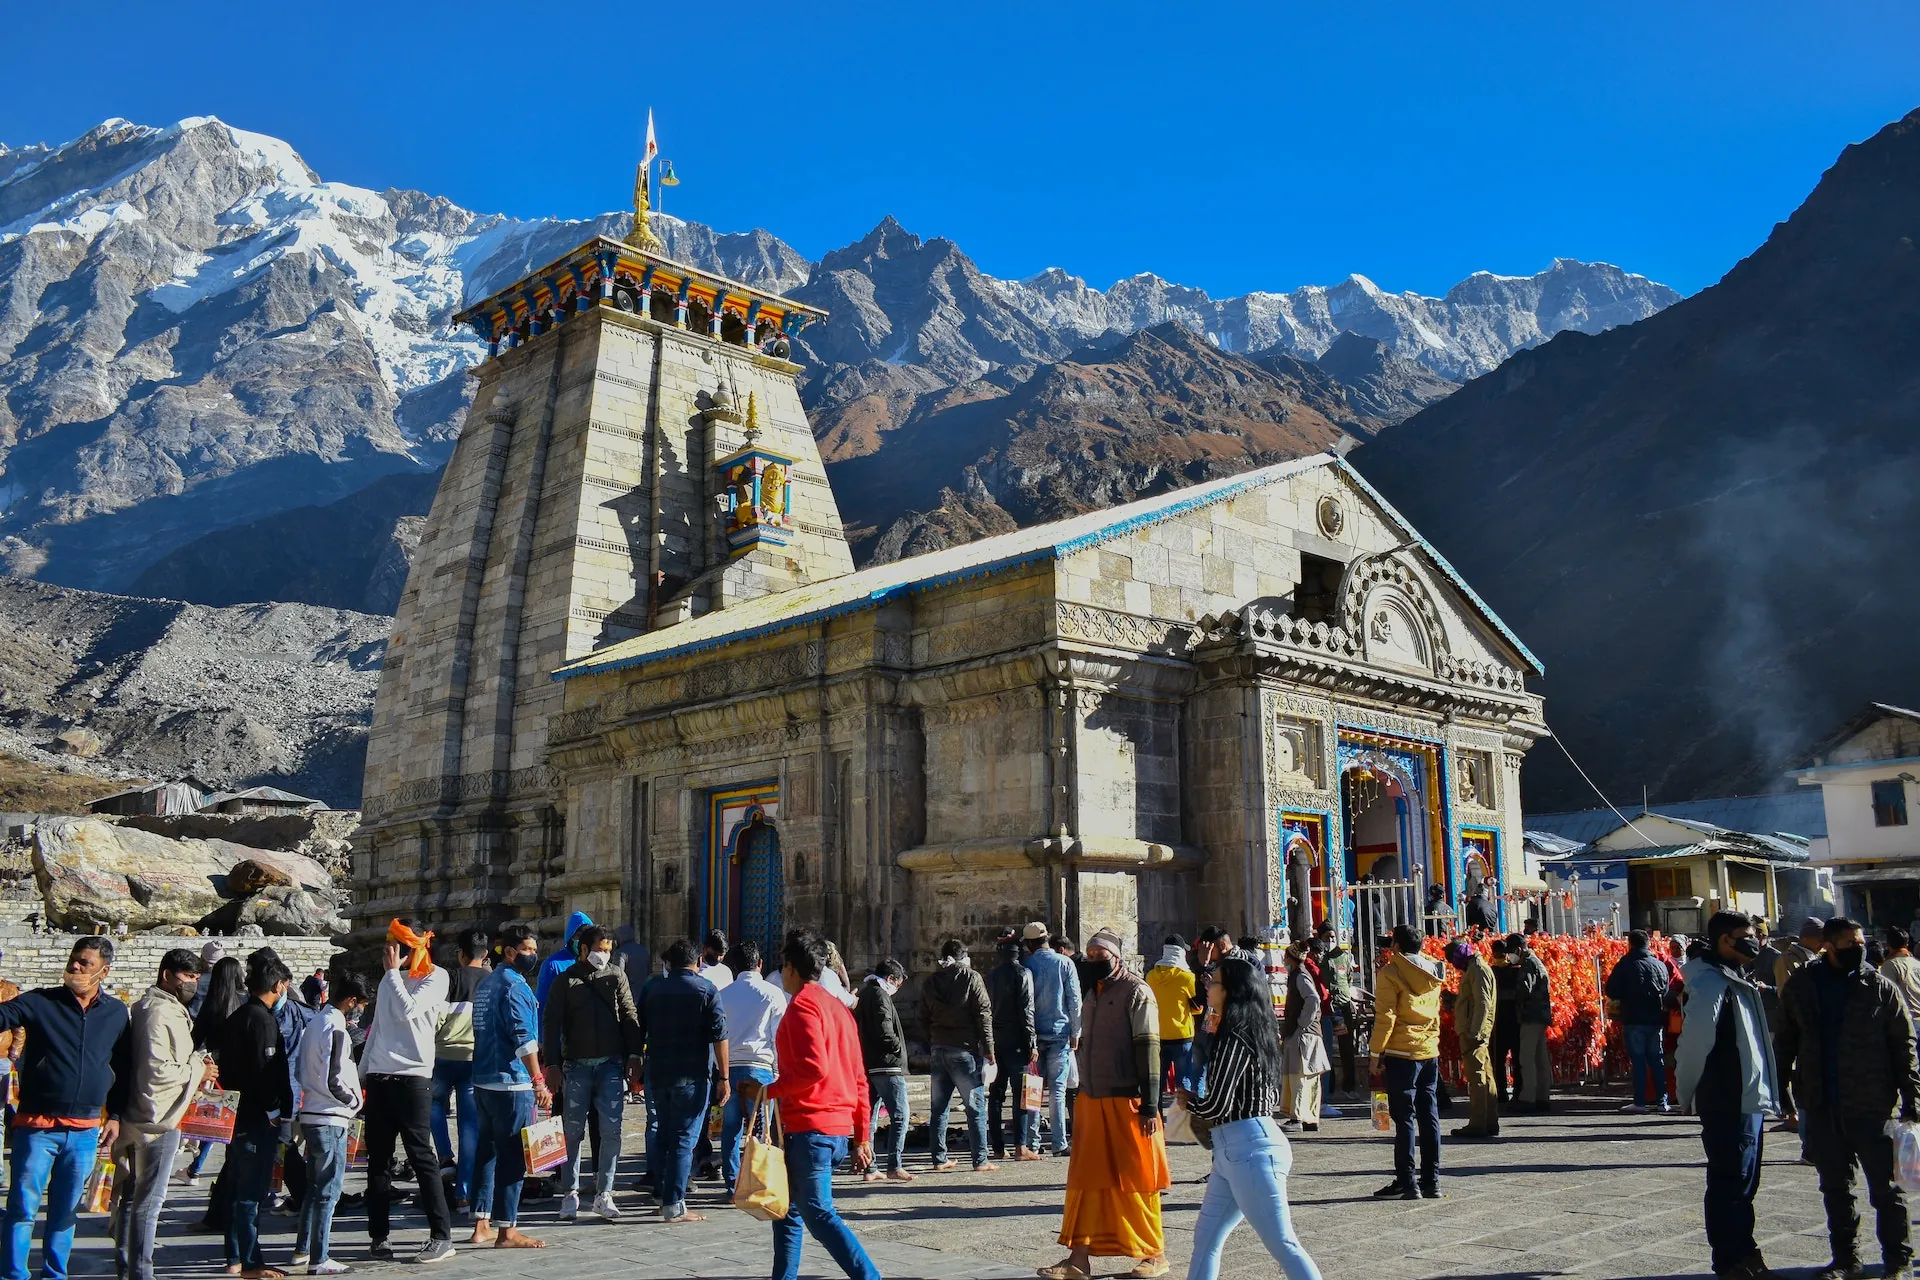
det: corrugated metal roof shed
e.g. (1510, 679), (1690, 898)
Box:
(1528, 791), (1827, 844)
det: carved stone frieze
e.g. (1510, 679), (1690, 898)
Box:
(1332, 703), (1442, 742)
(1054, 603), (1195, 658)
(919, 685), (1044, 729)
(926, 608), (1047, 664)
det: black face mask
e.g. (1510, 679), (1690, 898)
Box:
(512, 951), (540, 978)
(1728, 936), (1762, 962)
(1831, 946), (1864, 971)
(1086, 956), (1117, 982)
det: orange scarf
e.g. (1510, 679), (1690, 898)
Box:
(388, 919), (435, 980)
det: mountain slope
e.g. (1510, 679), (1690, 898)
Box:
(833, 323), (1373, 561)
(0, 117), (805, 594)
(1354, 107), (1920, 809)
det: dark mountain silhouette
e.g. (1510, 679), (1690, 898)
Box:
(1354, 107), (1920, 810)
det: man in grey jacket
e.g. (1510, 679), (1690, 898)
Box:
(111, 950), (210, 1280)
(1777, 916), (1920, 1280)
(1677, 911), (1781, 1280)
(542, 924), (644, 1221)
(986, 931), (1038, 1161)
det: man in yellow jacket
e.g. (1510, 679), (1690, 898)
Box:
(1370, 924), (1445, 1200)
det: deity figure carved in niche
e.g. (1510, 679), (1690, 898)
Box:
(761, 463), (788, 517)
(1273, 719), (1322, 789)
(1456, 752), (1491, 808)
(728, 466), (756, 528)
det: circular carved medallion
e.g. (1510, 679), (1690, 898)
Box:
(1316, 494), (1345, 538)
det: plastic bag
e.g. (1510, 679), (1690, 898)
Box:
(981, 1058), (998, 1088)
(1893, 1119), (1920, 1194)
(1164, 1097), (1198, 1144)
(1371, 1090), (1393, 1133)
(1063, 1050), (1080, 1091)
(83, 1155), (114, 1214)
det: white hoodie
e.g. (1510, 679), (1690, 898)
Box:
(362, 967), (448, 1078)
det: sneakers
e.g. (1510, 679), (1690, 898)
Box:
(1372, 1181), (1419, 1200)
(412, 1239), (456, 1266)
(292, 1252), (310, 1265)
(1619, 1103), (1649, 1114)
(1419, 1185), (1444, 1199)
(367, 1243), (393, 1263)
(310, 1262), (351, 1276)
(557, 1192), (579, 1221)
(1812, 1263), (1864, 1280)
(591, 1192), (620, 1221)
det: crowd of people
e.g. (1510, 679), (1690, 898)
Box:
(0, 914), (1345, 1280)
(15, 903), (1910, 1280)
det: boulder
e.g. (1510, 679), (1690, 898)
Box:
(197, 885), (348, 938)
(31, 817), (334, 932)
(52, 727), (103, 758)
(226, 859), (295, 897)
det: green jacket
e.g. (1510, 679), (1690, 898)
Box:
(1776, 956), (1920, 1122)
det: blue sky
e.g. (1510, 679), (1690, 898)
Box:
(3, 1), (1916, 299)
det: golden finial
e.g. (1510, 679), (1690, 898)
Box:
(743, 390), (761, 439)
(625, 162), (663, 253)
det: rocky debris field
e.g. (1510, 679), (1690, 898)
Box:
(0, 578), (386, 808)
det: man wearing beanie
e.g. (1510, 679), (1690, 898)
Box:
(1143, 937), (1195, 1111)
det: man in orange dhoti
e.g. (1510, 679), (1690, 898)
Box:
(1040, 928), (1170, 1280)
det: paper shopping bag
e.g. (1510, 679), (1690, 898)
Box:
(521, 1115), (567, 1174)
(733, 1101), (788, 1221)
(346, 1118), (367, 1170)
(180, 1090), (239, 1143)
(82, 1154), (114, 1214)
(1021, 1066), (1045, 1113)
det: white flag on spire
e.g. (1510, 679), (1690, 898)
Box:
(644, 110), (658, 168)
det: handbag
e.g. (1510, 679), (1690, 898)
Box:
(734, 1100), (789, 1221)
(521, 1114), (567, 1174)
(180, 1090), (240, 1144)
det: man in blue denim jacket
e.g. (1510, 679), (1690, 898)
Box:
(1022, 922), (1082, 1155)
(470, 924), (553, 1251)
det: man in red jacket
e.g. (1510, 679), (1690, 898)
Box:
(739, 930), (879, 1280)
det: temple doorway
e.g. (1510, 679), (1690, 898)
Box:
(1342, 763), (1408, 884)
(729, 811), (784, 964)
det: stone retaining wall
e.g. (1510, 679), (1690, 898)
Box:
(0, 931), (340, 992)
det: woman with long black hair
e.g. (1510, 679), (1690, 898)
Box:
(187, 956), (247, 1240)
(1177, 956), (1322, 1280)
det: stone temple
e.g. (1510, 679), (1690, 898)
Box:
(352, 200), (1549, 968)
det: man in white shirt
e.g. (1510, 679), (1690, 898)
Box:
(714, 941), (786, 1194)
(362, 919), (454, 1265)
(697, 930), (734, 990)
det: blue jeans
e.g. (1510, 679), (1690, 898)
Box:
(772, 1132), (881, 1280)
(1190, 1117), (1323, 1280)
(646, 1070), (703, 1215)
(1037, 1038), (1072, 1153)
(300, 1125), (348, 1265)
(1623, 1024), (1667, 1106)
(928, 1047), (989, 1168)
(721, 1065), (777, 1192)
(1383, 1056), (1440, 1191)
(1700, 1111), (1764, 1274)
(187, 1140), (214, 1177)
(474, 1088), (535, 1227)
(431, 1058), (477, 1202)
(224, 1115), (278, 1272)
(868, 1073), (909, 1174)
(560, 1059), (625, 1198)
(4, 1127), (97, 1280)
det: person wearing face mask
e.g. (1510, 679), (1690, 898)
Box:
(921, 938), (997, 1174)
(855, 959), (911, 1181)
(0, 935), (131, 1280)
(1775, 916), (1920, 1280)
(1041, 928), (1169, 1280)
(1676, 911), (1782, 1280)
(112, 948), (211, 1280)
(218, 951), (295, 1279)
(468, 924), (552, 1252)
(542, 925), (643, 1222)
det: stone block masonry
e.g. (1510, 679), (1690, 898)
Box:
(0, 929), (339, 993)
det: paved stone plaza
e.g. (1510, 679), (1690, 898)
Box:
(53, 1089), (1878, 1280)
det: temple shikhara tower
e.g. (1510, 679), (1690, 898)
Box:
(355, 168), (1549, 967)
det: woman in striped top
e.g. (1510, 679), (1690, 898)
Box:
(1176, 957), (1322, 1280)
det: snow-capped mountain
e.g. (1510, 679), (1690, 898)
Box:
(1000, 258), (1678, 382)
(0, 115), (1678, 602)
